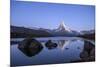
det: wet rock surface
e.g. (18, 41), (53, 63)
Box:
(45, 40), (57, 50)
(80, 40), (95, 61)
(18, 38), (43, 57)
(71, 40), (95, 62)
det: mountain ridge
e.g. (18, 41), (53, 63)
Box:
(11, 21), (95, 38)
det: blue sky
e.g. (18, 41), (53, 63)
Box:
(11, 1), (95, 31)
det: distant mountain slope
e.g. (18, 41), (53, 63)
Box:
(55, 21), (71, 32)
(79, 30), (95, 40)
(78, 33), (95, 40)
(52, 21), (80, 36)
(11, 26), (52, 38)
(80, 30), (95, 35)
(11, 21), (94, 38)
(11, 21), (80, 38)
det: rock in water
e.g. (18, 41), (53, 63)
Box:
(45, 40), (57, 49)
(71, 40), (95, 62)
(90, 48), (95, 61)
(80, 50), (89, 61)
(18, 38), (43, 57)
(80, 40), (95, 61)
(84, 41), (95, 54)
(90, 48), (95, 56)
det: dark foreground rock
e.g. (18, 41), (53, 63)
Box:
(71, 40), (95, 62)
(45, 40), (57, 49)
(18, 38), (43, 57)
(80, 41), (95, 61)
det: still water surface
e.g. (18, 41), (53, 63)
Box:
(11, 37), (94, 66)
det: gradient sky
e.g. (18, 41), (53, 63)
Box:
(11, 1), (95, 31)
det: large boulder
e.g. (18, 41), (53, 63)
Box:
(80, 50), (89, 61)
(84, 41), (95, 54)
(80, 51), (89, 58)
(45, 40), (57, 49)
(80, 41), (95, 61)
(90, 48), (95, 56)
(71, 41), (95, 62)
(18, 38), (43, 57)
(89, 48), (95, 61)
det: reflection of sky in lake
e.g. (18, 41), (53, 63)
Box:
(10, 37), (91, 66)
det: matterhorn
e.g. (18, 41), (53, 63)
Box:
(55, 21), (72, 32)
(52, 21), (79, 36)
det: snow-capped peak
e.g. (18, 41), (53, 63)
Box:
(56, 21), (71, 32)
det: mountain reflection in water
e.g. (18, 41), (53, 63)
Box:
(57, 40), (71, 50)
(11, 37), (95, 66)
(17, 38), (79, 57)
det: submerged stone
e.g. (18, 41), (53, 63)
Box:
(45, 40), (57, 49)
(80, 40), (95, 61)
(18, 38), (43, 57)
